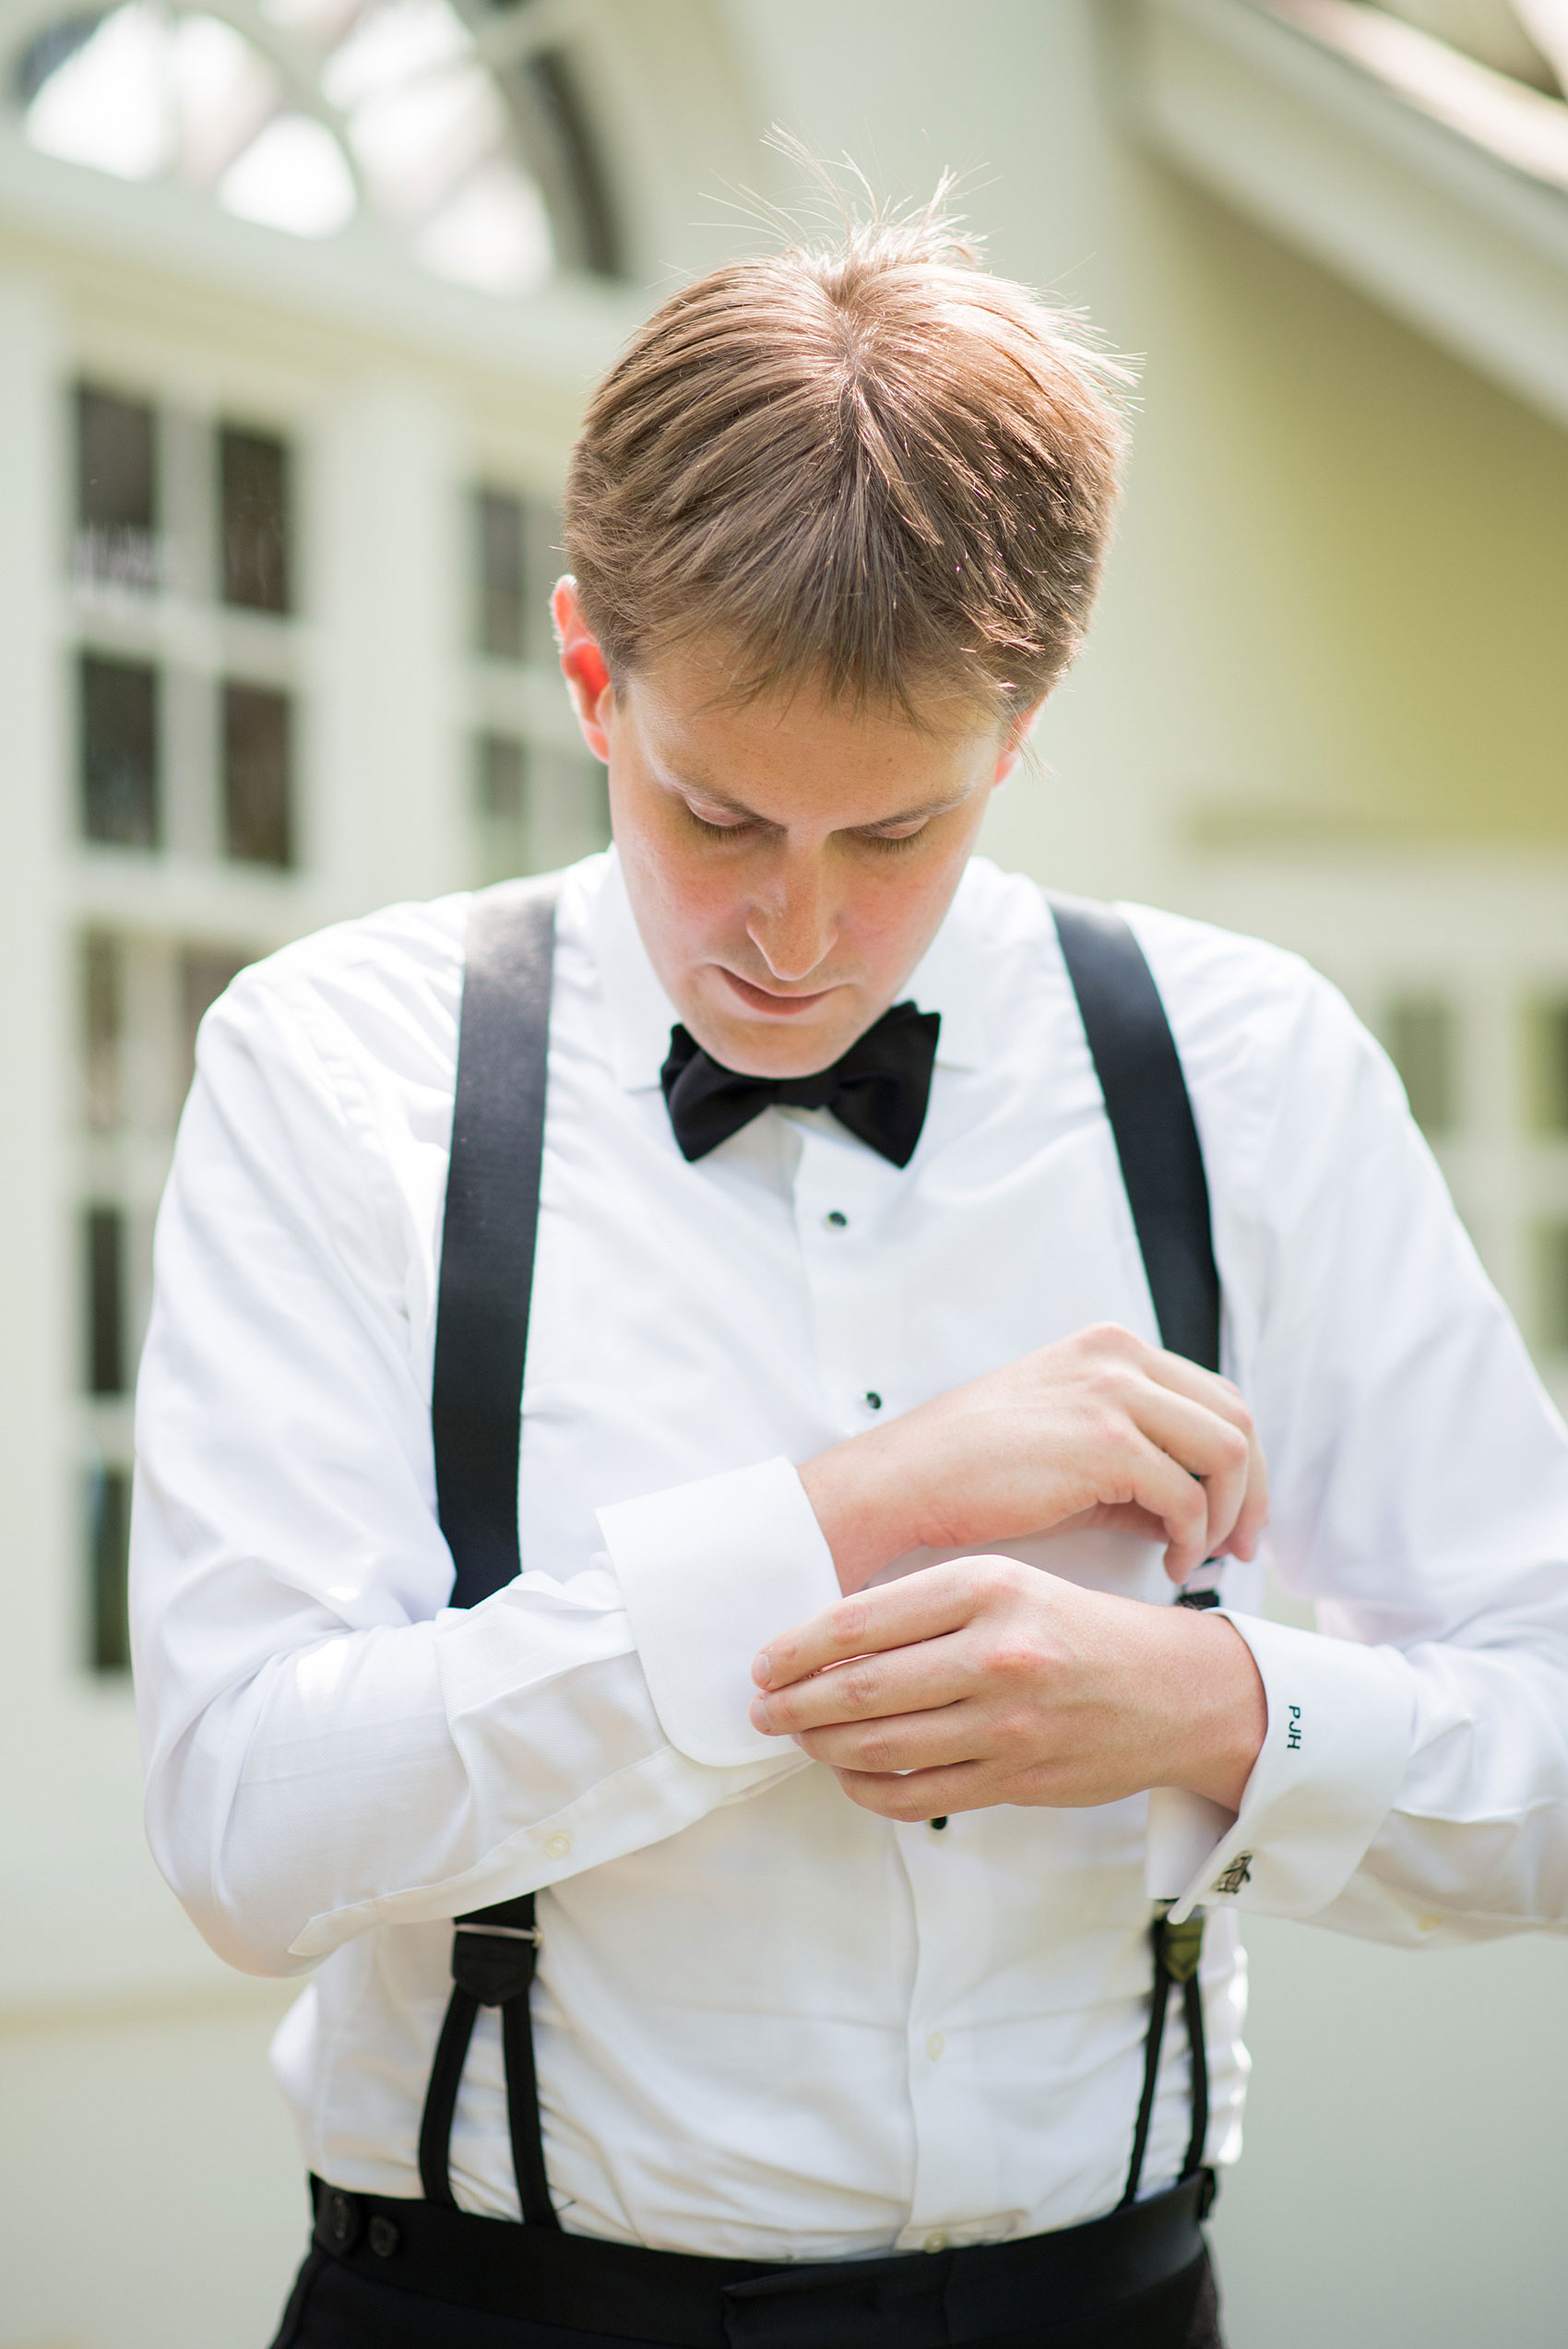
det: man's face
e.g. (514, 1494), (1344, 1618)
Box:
(555, 583), (1027, 1077)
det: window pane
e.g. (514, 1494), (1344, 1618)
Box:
(1533, 1221), (1568, 1353)
(1525, 1003), (1568, 1137)
(75, 384), (159, 590)
(507, 45), (621, 279)
(180, 946), (251, 1091)
(474, 730), (529, 883)
(80, 653), (160, 847)
(223, 682), (292, 865)
(1385, 996), (1456, 1136)
(220, 426), (291, 613)
(82, 930), (123, 1130)
(84, 1205), (125, 1394)
(475, 488), (525, 660)
(86, 1461), (132, 1673)
(522, 499), (563, 664)
(529, 743), (609, 871)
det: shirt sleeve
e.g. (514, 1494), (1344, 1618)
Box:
(132, 941), (821, 1979)
(1152, 947), (1568, 1938)
(600, 1462), (840, 1767)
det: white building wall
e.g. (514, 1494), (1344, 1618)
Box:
(0, 239), (617, 2344)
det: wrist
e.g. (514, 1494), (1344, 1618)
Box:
(1158, 1607), (1267, 1813)
(798, 1425), (923, 1594)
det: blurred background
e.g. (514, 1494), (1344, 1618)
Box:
(1, 1), (1565, 2341)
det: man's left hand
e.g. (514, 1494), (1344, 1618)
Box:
(749, 1557), (1266, 1818)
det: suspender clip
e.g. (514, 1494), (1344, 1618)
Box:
(1156, 1906), (1206, 1985)
(451, 1917), (540, 2008)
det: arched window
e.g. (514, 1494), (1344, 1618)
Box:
(12, 0), (621, 293)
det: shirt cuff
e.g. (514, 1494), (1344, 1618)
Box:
(1164, 1611), (1418, 1925)
(597, 1458), (842, 1769)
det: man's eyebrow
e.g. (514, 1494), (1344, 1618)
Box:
(668, 776), (975, 828)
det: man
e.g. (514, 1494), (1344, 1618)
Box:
(133, 208), (1568, 2349)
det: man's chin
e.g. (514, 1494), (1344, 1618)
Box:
(681, 999), (864, 1079)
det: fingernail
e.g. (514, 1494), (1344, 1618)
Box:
(749, 1697), (773, 1732)
(752, 1651), (773, 1687)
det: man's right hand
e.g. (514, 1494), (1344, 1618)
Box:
(798, 1322), (1267, 1594)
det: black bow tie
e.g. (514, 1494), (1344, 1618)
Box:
(660, 1001), (942, 1168)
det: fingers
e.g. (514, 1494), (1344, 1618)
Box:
(1121, 1437), (1213, 1584)
(753, 1557), (1015, 1693)
(1134, 1387), (1252, 1564)
(1226, 1419), (1270, 1562)
(1135, 1342), (1250, 1429)
(831, 1759), (992, 1823)
(792, 1699), (983, 1775)
(1123, 1341), (1268, 1577)
(752, 1628), (974, 1734)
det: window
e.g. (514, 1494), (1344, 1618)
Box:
(79, 932), (254, 1139)
(76, 385), (158, 590)
(15, 0), (623, 295)
(74, 930), (256, 1674)
(476, 490), (527, 662)
(473, 733), (607, 883)
(466, 483), (607, 882)
(473, 486), (559, 664)
(180, 947), (252, 1076)
(475, 731), (529, 882)
(1533, 1220), (1568, 1355)
(1386, 995), (1458, 1137)
(84, 1205), (126, 1395)
(527, 742), (609, 873)
(72, 382), (303, 871)
(79, 653), (160, 848)
(220, 427), (291, 614)
(223, 682), (293, 866)
(1525, 1001), (1568, 1137)
(86, 1461), (132, 1674)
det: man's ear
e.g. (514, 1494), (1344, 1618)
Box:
(992, 700), (1044, 789)
(552, 578), (614, 762)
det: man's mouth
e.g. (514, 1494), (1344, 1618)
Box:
(718, 969), (843, 1017)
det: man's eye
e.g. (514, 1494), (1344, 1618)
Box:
(863, 824), (929, 853)
(685, 807), (750, 839)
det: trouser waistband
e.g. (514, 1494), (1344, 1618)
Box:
(309, 2172), (1216, 2348)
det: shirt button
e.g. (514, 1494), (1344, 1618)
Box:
(825, 1210), (849, 1229)
(922, 2230), (948, 2253)
(925, 2031), (944, 2061)
(863, 1390), (883, 1412)
(544, 1831), (573, 1860)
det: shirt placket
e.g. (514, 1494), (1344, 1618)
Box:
(787, 1115), (903, 1437)
(891, 1816), (1005, 2249)
(789, 1112), (1004, 2246)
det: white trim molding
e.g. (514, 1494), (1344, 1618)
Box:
(1105, 0), (1568, 430)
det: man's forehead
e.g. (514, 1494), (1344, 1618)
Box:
(623, 661), (1004, 822)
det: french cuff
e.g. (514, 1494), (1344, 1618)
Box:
(597, 1457), (841, 1770)
(1163, 1612), (1418, 1926)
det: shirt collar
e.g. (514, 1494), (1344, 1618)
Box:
(588, 846), (992, 1094)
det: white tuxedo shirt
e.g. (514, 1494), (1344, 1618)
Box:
(131, 850), (1568, 2258)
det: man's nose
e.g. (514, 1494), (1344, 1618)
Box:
(747, 857), (837, 984)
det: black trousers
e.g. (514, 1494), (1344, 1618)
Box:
(270, 2242), (1223, 2349)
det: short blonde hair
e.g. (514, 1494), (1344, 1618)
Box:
(564, 201), (1130, 728)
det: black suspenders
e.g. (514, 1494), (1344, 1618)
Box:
(419, 875), (562, 2224)
(417, 878), (1218, 2224)
(1050, 895), (1218, 2211)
